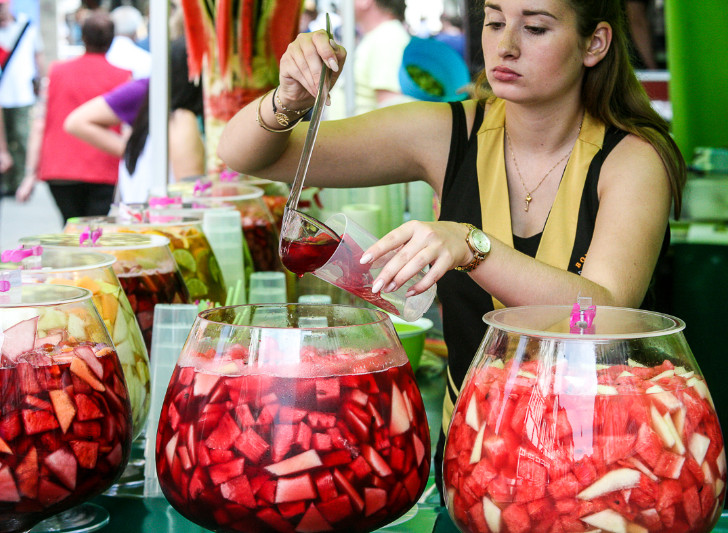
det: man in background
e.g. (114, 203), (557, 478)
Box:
(0, 0), (43, 198)
(106, 5), (151, 79)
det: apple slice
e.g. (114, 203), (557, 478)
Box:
(650, 405), (675, 448)
(689, 432), (711, 465)
(686, 376), (715, 409)
(482, 495), (501, 533)
(44, 448), (78, 490)
(717, 447), (726, 477)
(470, 423), (486, 464)
(577, 468), (640, 500)
(581, 509), (627, 533)
(297, 503), (333, 532)
(465, 394), (481, 431)
(597, 384), (618, 395)
(389, 382), (410, 436)
(661, 411), (685, 455)
(412, 433), (426, 467)
(265, 449), (323, 477)
(275, 473), (316, 503)
(70, 357), (105, 392)
(646, 384), (681, 413)
(0, 465), (20, 502)
(0, 316), (39, 361)
(49, 390), (76, 434)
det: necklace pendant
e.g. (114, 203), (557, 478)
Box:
(524, 193), (532, 212)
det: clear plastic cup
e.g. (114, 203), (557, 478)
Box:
(313, 213), (436, 322)
(248, 271), (288, 304)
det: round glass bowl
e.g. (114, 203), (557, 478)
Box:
(443, 305), (726, 533)
(1, 248), (150, 440)
(0, 284), (132, 532)
(20, 233), (189, 354)
(156, 304), (431, 532)
(64, 214), (226, 304)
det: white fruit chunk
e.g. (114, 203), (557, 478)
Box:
(625, 457), (658, 482)
(627, 522), (648, 533)
(578, 468), (641, 500)
(672, 407), (686, 438)
(661, 412), (685, 454)
(582, 509), (627, 533)
(488, 359), (505, 369)
(470, 423), (486, 464)
(703, 461), (715, 484)
(482, 496), (501, 533)
(649, 369), (675, 381)
(517, 369), (537, 379)
(597, 384), (618, 395)
(618, 371), (635, 378)
(718, 447), (727, 477)
(650, 405), (675, 448)
(627, 358), (646, 367)
(686, 377), (715, 409)
(389, 382), (410, 436)
(689, 433), (711, 465)
(715, 478), (725, 499)
(465, 395), (481, 431)
(265, 449), (323, 477)
(645, 384), (681, 413)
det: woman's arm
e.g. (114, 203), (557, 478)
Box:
(169, 108), (205, 180)
(64, 96), (127, 157)
(365, 134), (672, 309)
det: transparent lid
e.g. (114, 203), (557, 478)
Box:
(21, 232), (170, 251)
(67, 214), (203, 228)
(187, 183), (264, 202)
(0, 248), (115, 273)
(482, 305), (685, 340)
(0, 283), (91, 307)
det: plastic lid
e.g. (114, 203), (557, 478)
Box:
(21, 232), (170, 251)
(187, 183), (264, 203)
(0, 283), (91, 307)
(67, 214), (203, 228)
(482, 305), (685, 340)
(0, 248), (115, 273)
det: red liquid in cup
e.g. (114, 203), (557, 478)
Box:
(117, 269), (189, 353)
(156, 351), (431, 533)
(444, 359), (726, 533)
(0, 344), (132, 533)
(280, 235), (340, 276)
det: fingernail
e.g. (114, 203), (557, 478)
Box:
(372, 279), (384, 294)
(329, 38), (338, 50)
(385, 282), (397, 293)
(360, 253), (372, 264)
(406, 289), (415, 297)
(327, 58), (339, 72)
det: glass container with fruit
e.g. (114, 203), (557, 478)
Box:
(0, 248), (150, 441)
(0, 284), (132, 532)
(64, 214), (226, 305)
(155, 304), (431, 532)
(443, 301), (726, 533)
(20, 233), (189, 354)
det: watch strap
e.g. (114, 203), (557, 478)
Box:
(454, 223), (488, 273)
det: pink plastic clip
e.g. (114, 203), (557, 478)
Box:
(193, 179), (212, 196)
(149, 196), (182, 208)
(570, 296), (596, 333)
(219, 169), (237, 182)
(79, 226), (103, 246)
(1, 245), (43, 263)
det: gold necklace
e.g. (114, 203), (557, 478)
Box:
(505, 123), (581, 212)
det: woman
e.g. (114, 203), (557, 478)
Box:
(218, 0), (685, 497)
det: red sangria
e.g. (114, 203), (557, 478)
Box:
(279, 234), (340, 276)
(443, 305), (726, 533)
(156, 304), (430, 533)
(0, 285), (132, 533)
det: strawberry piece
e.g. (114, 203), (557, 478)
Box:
(44, 447), (77, 490)
(656, 479), (682, 510)
(322, 450), (351, 467)
(209, 449), (235, 463)
(548, 473), (580, 500)
(502, 503), (531, 533)
(573, 457), (598, 487)
(297, 503), (333, 532)
(38, 478), (71, 507)
(403, 467), (423, 500)
(209, 457), (246, 485)
(234, 403), (256, 427)
(361, 444), (393, 478)
(278, 406), (307, 424)
(516, 453), (548, 486)
(256, 404), (279, 426)
(205, 412), (241, 450)
(49, 389), (76, 433)
(272, 424), (296, 462)
(363, 486), (387, 517)
(313, 470), (338, 502)
(0, 412), (21, 442)
(332, 468), (364, 512)
(22, 408), (59, 434)
(653, 450), (685, 479)
(234, 428), (270, 464)
(69, 440), (99, 469)
(317, 494), (353, 524)
(275, 473), (316, 503)
(220, 474), (256, 508)
(312, 432), (333, 452)
(1, 316), (38, 362)
(70, 357), (105, 391)
(682, 484), (701, 527)
(0, 465), (20, 502)
(16, 362), (41, 394)
(188, 467), (206, 500)
(72, 421), (101, 439)
(278, 500), (306, 518)
(307, 411), (336, 430)
(315, 378), (340, 409)
(634, 422), (663, 468)
(596, 433), (636, 465)
(256, 507), (294, 532)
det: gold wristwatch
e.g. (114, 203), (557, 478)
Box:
(454, 223), (491, 272)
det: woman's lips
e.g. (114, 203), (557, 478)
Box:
(492, 67), (520, 82)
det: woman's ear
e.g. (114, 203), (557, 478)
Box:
(584, 22), (612, 67)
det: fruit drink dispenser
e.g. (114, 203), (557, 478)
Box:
(155, 304), (431, 533)
(64, 215), (226, 305)
(0, 284), (132, 532)
(0, 248), (150, 441)
(20, 233), (190, 354)
(443, 301), (725, 533)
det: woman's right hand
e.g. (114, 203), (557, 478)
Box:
(276, 30), (347, 111)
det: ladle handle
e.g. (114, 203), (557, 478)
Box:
(285, 13), (333, 213)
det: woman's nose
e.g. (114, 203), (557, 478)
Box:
(497, 26), (520, 58)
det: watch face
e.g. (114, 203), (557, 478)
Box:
(470, 229), (491, 254)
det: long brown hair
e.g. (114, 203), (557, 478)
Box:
(473, 0), (686, 217)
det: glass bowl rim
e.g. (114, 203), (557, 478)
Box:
(0, 284), (93, 307)
(482, 305), (686, 340)
(1, 249), (116, 273)
(22, 232), (171, 250)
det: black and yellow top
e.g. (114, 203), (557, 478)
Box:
(436, 98), (669, 435)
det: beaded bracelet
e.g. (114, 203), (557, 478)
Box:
(256, 89), (303, 133)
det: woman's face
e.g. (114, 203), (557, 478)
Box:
(482, 0), (588, 104)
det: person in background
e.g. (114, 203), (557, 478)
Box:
(327, 0), (411, 119)
(217, 0), (686, 500)
(434, 12), (466, 60)
(15, 11), (131, 221)
(106, 5), (151, 79)
(64, 36), (204, 204)
(0, 0), (44, 198)
(0, 107), (12, 176)
(625, 0), (657, 69)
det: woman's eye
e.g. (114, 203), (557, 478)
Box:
(485, 21), (504, 30)
(525, 26), (547, 35)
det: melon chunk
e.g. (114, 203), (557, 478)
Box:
(582, 509), (627, 533)
(689, 432), (710, 465)
(482, 495), (501, 533)
(577, 468), (640, 500)
(265, 449), (323, 477)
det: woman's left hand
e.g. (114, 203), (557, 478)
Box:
(361, 220), (472, 296)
